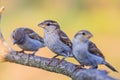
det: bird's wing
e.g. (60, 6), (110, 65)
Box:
(88, 41), (105, 59)
(24, 28), (44, 43)
(58, 29), (72, 49)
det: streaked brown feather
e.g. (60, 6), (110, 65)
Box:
(58, 29), (72, 49)
(24, 28), (44, 43)
(88, 41), (105, 59)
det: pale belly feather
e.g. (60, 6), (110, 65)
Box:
(73, 42), (104, 66)
(44, 32), (71, 56)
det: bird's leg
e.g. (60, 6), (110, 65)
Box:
(28, 51), (37, 58)
(81, 64), (85, 67)
(57, 52), (71, 65)
(57, 56), (67, 65)
(16, 50), (24, 54)
(31, 51), (37, 56)
(47, 54), (60, 65)
(90, 65), (98, 69)
(73, 64), (84, 72)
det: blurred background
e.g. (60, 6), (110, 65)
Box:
(0, 0), (120, 80)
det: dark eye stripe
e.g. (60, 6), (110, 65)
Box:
(82, 32), (86, 35)
(46, 23), (51, 26)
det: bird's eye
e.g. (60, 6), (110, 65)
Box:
(82, 32), (86, 35)
(13, 36), (14, 39)
(46, 23), (51, 26)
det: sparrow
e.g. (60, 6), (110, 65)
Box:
(11, 27), (45, 55)
(38, 20), (73, 64)
(72, 30), (118, 72)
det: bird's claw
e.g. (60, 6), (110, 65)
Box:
(47, 54), (60, 65)
(16, 50), (24, 54)
(47, 60), (53, 65)
(47, 58), (55, 65)
(90, 65), (98, 69)
(57, 59), (64, 65)
(73, 65), (83, 73)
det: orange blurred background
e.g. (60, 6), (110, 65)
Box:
(0, 0), (120, 80)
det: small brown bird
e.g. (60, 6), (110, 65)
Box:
(72, 30), (118, 72)
(38, 20), (73, 64)
(11, 27), (45, 55)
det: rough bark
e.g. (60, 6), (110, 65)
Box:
(0, 31), (117, 80)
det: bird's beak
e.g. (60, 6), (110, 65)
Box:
(85, 34), (93, 39)
(38, 22), (46, 28)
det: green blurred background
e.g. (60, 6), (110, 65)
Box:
(0, 0), (120, 80)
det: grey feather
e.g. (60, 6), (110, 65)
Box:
(11, 27), (45, 52)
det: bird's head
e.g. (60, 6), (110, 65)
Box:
(38, 20), (60, 32)
(11, 28), (25, 45)
(74, 30), (93, 42)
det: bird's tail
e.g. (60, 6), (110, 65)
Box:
(103, 62), (118, 72)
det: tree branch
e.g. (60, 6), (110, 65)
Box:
(0, 32), (117, 80)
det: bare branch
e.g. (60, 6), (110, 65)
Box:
(0, 31), (117, 80)
(0, 6), (5, 13)
(0, 6), (5, 21)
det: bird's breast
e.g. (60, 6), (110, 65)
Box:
(44, 32), (59, 47)
(73, 42), (88, 53)
(72, 42), (89, 63)
(44, 32), (71, 55)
